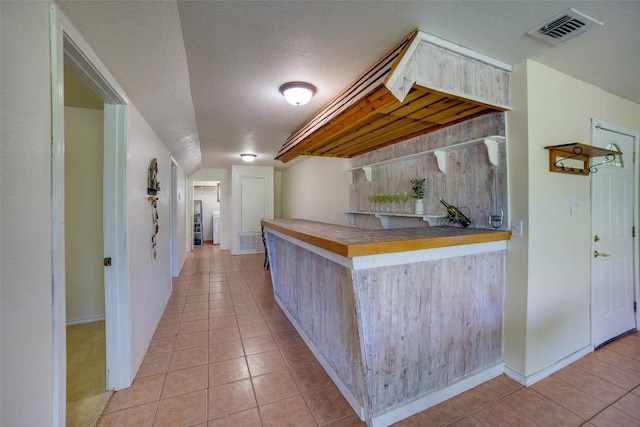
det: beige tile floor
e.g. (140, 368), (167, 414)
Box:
(97, 243), (640, 427)
(67, 321), (112, 427)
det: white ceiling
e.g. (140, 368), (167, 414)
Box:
(57, 1), (640, 174)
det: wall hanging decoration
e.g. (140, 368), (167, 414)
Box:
(149, 196), (159, 259)
(147, 158), (160, 195)
(147, 158), (160, 259)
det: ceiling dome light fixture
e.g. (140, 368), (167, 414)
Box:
(279, 81), (316, 106)
(240, 153), (257, 162)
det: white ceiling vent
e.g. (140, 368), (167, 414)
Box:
(528, 8), (603, 45)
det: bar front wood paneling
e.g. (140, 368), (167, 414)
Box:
(262, 219), (509, 427)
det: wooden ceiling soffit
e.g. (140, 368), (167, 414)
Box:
(276, 30), (511, 163)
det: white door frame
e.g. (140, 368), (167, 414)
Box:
(591, 118), (640, 348)
(230, 165), (274, 255)
(170, 157), (179, 277)
(189, 171), (231, 251)
(50, 6), (132, 426)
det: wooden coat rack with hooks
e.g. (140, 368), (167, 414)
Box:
(544, 143), (621, 176)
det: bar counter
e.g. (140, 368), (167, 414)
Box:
(261, 218), (511, 257)
(261, 219), (510, 427)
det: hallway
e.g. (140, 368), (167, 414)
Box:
(96, 244), (640, 427)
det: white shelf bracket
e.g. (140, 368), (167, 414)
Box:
(346, 212), (356, 225)
(484, 138), (500, 166)
(345, 166), (372, 183)
(421, 215), (447, 226)
(374, 214), (390, 229)
(362, 166), (372, 182)
(434, 151), (447, 173)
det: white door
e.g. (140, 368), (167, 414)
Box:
(591, 120), (637, 347)
(230, 165), (274, 255)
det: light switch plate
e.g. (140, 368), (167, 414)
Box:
(571, 197), (579, 215)
(511, 220), (523, 237)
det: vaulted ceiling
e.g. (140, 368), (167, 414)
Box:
(57, 1), (640, 174)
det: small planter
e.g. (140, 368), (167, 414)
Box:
(410, 178), (426, 215)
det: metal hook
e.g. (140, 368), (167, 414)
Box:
(553, 146), (615, 174)
(588, 153), (616, 174)
(489, 207), (503, 229)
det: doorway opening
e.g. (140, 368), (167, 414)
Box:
(193, 181), (222, 247)
(51, 6), (132, 426)
(63, 64), (110, 426)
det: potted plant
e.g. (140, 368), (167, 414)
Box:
(410, 178), (426, 214)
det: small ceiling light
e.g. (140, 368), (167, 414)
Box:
(240, 153), (257, 162)
(279, 82), (316, 106)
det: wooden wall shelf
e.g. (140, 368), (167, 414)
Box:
(345, 211), (447, 228)
(345, 135), (505, 183)
(545, 143), (621, 175)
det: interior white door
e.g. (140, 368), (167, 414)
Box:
(230, 165), (274, 255)
(241, 177), (266, 234)
(591, 122), (637, 347)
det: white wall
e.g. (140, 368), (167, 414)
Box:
(1, 2), (54, 425)
(506, 59), (640, 382)
(526, 60), (597, 378)
(65, 106), (105, 323)
(274, 170), (282, 219)
(194, 185), (220, 241)
(504, 61), (529, 376)
(281, 156), (350, 226)
(127, 105), (174, 373)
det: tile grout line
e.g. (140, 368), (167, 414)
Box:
(447, 384), (526, 426)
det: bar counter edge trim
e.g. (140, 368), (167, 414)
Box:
(261, 219), (510, 258)
(265, 227), (507, 269)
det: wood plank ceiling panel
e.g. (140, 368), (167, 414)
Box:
(275, 30), (510, 163)
(320, 116), (433, 157)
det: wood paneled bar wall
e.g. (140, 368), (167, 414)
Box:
(348, 112), (507, 230)
(262, 219), (509, 427)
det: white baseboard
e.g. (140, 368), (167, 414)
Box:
(133, 289), (173, 376)
(504, 345), (592, 386)
(66, 316), (105, 326)
(503, 365), (526, 385)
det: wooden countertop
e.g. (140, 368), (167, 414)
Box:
(261, 218), (510, 258)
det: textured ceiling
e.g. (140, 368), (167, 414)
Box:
(57, 1), (640, 174)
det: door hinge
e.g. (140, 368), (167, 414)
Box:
(634, 226), (637, 238)
(103, 257), (112, 267)
(634, 152), (636, 163)
(635, 301), (637, 313)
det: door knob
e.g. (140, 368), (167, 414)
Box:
(594, 250), (610, 258)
